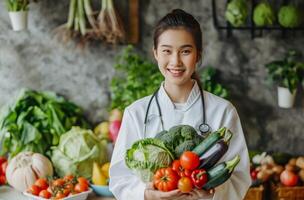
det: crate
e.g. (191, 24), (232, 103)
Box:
(271, 183), (304, 200)
(244, 185), (264, 200)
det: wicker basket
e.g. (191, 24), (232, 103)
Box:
(244, 185), (264, 200)
(271, 183), (304, 200)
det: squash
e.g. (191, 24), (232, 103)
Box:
(6, 152), (53, 192)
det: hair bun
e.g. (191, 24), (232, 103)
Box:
(171, 9), (187, 15)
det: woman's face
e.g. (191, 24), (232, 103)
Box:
(153, 28), (199, 87)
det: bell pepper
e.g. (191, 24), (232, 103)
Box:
(191, 169), (208, 189)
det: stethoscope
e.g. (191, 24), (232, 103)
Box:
(143, 86), (211, 137)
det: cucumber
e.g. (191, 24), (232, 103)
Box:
(192, 127), (231, 156)
(203, 155), (240, 190)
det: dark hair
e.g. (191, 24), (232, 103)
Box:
(153, 9), (203, 89)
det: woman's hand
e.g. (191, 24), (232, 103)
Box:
(144, 182), (187, 200)
(184, 188), (214, 200)
(144, 183), (214, 200)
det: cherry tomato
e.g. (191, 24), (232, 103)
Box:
(77, 177), (89, 186)
(28, 185), (41, 196)
(65, 183), (74, 190)
(178, 176), (193, 193)
(250, 169), (258, 180)
(0, 175), (6, 185)
(180, 151), (200, 171)
(39, 190), (52, 199)
(153, 167), (179, 192)
(74, 183), (89, 193)
(35, 178), (49, 190)
(64, 174), (74, 182)
(63, 188), (71, 196)
(172, 160), (192, 177)
(55, 191), (67, 199)
(53, 178), (65, 187)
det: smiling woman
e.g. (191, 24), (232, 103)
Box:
(109, 9), (251, 200)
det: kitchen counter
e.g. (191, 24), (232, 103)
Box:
(0, 186), (116, 200)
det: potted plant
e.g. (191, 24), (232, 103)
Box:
(5, 0), (37, 31)
(265, 50), (304, 108)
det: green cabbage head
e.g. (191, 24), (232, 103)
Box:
(51, 126), (108, 179)
(225, 0), (248, 27)
(125, 138), (174, 182)
(278, 5), (301, 28)
(253, 2), (275, 26)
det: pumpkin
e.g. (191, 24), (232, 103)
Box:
(6, 152), (53, 192)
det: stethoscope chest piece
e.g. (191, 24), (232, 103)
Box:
(198, 123), (211, 136)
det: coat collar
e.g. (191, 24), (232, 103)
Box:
(157, 80), (201, 112)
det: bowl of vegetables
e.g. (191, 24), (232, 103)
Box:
(23, 176), (92, 200)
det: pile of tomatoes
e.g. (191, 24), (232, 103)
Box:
(0, 156), (8, 185)
(153, 151), (208, 193)
(27, 175), (89, 199)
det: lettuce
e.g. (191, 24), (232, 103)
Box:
(51, 127), (107, 179)
(125, 138), (174, 182)
(0, 89), (90, 158)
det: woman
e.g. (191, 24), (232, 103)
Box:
(109, 9), (251, 200)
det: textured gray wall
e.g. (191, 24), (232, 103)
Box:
(0, 0), (303, 154)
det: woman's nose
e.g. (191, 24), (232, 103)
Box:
(169, 52), (182, 66)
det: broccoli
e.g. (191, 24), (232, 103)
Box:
(154, 125), (202, 158)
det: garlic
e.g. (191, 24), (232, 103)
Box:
(6, 152), (53, 192)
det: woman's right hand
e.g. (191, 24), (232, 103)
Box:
(144, 182), (187, 200)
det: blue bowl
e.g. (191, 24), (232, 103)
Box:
(90, 184), (114, 197)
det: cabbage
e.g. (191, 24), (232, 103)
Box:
(253, 2), (275, 26)
(278, 5), (301, 28)
(225, 0), (248, 27)
(51, 126), (107, 179)
(125, 138), (174, 182)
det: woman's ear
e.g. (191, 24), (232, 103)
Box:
(153, 47), (158, 60)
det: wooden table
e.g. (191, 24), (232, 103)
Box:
(0, 186), (116, 200)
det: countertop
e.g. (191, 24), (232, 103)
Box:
(0, 186), (116, 200)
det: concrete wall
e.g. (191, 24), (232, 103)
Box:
(0, 0), (303, 154)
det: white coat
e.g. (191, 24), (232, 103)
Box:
(109, 81), (251, 200)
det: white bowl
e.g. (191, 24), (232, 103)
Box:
(23, 188), (92, 200)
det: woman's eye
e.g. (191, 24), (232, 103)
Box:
(181, 50), (191, 55)
(162, 49), (171, 54)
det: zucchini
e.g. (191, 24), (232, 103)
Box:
(203, 155), (240, 190)
(192, 127), (231, 156)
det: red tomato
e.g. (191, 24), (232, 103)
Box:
(39, 190), (52, 199)
(0, 175), (6, 185)
(280, 170), (298, 186)
(178, 177), (193, 193)
(35, 178), (49, 190)
(28, 185), (41, 196)
(172, 160), (192, 177)
(77, 177), (89, 186)
(1, 161), (7, 175)
(74, 183), (89, 193)
(65, 183), (74, 190)
(180, 151), (200, 171)
(153, 167), (179, 192)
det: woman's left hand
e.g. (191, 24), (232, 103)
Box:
(183, 188), (215, 200)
